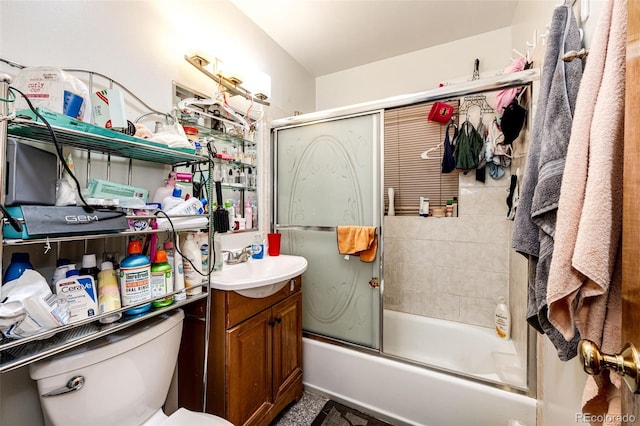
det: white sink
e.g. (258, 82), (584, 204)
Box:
(210, 255), (308, 297)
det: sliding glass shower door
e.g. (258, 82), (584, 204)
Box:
(273, 112), (381, 348)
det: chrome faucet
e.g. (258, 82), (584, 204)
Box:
(223, 246), (254, 264)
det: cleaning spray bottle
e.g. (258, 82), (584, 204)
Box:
(120, 240), (151, 315)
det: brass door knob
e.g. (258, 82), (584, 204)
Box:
(579, 339), (640, 393)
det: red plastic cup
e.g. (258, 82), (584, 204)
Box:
(267, 233), (281, 256)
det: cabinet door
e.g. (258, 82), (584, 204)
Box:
(272, 292), (302, 402)
(226, 309), (272, 426)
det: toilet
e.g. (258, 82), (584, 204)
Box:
(29, 309), (232, 426)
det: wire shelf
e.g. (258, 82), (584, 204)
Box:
(0, 292), (208, 372)
(7, 118), (205, 165)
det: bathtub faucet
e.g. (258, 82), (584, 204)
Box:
(223, 246), (254, 265)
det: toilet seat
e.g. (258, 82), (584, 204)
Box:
(160, 408), (234, 426)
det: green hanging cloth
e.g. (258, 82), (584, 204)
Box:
(453, 120), (484, 170)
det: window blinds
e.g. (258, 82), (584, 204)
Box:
(384, 101), (460, 215)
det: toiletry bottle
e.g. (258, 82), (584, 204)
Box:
(251, 234), (264, 260)
(120, 240), (152, 315)
(97, 261), (122, 324)
(452, 197), (458, 217)
(51, 258), (72, 288)
(3, 252), (34, 282)
(495, 296), (511, 340)
(419, 197), (426, 217)
(150, 249), (173, 308)
(245, 200), (253, 229)
(165, 240), (186, 302)
(198, 232), (209, 286)
(213, 232), (223, 270)
(56, 268), (98, 324)
(226, 200), (235, 230)
(151, 171), (176, 204)
(181, 233), (203, 296)
(79, 254), (100, 281)
(161, 187), (184, 211)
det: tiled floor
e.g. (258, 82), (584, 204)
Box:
(272, 391), (328, 426)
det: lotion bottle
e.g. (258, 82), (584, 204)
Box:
(97, 261), (122, 324)
(495, 296), (511, 340)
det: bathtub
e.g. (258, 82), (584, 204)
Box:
(302, 315), (537, 426)
(383, 309), (527, 388)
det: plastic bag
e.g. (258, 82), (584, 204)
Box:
(149, 121), (193, 149)
(55, 153), (78, 206)
(12, 66), (92, 121)
(0, 269), (69, 339)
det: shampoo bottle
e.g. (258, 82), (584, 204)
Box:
(120, 240), (151, 315)
(495, 296), (511, 340)
(97, 261), (122, 324)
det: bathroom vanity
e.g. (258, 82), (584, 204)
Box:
(178, 260), (305, 426)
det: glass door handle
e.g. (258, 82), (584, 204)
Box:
(579, 339), (640, 393)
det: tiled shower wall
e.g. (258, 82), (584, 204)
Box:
(383, 171), (513, 328)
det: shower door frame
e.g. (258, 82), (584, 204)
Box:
(272, 110), (385, 350)
(270, 68), (540, 398)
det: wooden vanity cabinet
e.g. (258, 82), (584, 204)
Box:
(178, 275), (303, 426)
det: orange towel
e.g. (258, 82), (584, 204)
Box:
(336, 226), (377, 263)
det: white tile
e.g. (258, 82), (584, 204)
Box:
(459, 297), (496, 328)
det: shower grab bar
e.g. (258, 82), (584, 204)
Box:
(274, 224), (337, 232)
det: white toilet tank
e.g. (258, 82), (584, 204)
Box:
(29, 309), (185, 426)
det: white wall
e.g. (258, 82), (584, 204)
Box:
(0, 1), (315, 424)
(315, 27), (513, 110)
(0, 0), (315, 120)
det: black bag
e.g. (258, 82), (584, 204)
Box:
(441, 122), (458, 173)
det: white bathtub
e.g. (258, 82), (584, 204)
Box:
(383, 309), (527, 388)
(303, 318), (537, 426)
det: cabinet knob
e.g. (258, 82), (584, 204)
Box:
(579, 339), (640, 393)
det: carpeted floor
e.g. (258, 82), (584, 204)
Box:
(272, 391), (394, 426)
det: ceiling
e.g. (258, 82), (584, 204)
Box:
(231, 0), (519, 77)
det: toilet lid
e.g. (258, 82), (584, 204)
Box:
(162, 408), (234, 426)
